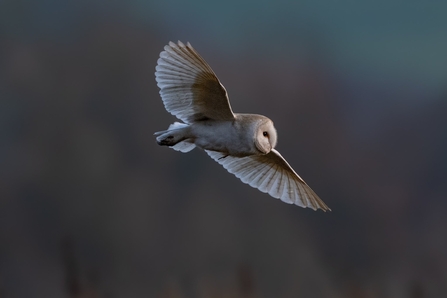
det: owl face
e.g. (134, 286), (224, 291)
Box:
(254, 119), (277, 154)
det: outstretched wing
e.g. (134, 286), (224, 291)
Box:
(155, 41), (235, 123)
(206, 149), (330, 211)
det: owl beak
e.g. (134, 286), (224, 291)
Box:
(263, 144), (273, 155)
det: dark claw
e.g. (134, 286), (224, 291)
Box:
(156, 135), (174, 146)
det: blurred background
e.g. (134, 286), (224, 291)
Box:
(1, 0), (447, 297)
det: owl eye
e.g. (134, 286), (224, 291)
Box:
(263, 131), (268, 137)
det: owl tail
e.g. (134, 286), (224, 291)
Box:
(154, 122), (196, 153)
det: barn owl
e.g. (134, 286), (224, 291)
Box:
(154, 41), (330, 211)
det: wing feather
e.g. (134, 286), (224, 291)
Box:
(246, 163), (271, 186)
(205, 149), (330, 211)
(155, 41), (235, 123)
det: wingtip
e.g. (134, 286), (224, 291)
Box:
(166, 40), (193, 48)
(308, 203), (331, 212)
(319, 206), (332, 212)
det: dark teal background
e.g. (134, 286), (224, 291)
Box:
(1, 1), (446, 297)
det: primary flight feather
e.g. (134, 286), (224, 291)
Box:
(155, 41), (330, 212)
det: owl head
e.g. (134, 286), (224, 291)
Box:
(254, 117), (277, 154)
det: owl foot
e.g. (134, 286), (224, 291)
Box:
(156, 135), (175, 146)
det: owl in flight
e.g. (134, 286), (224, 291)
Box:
(154, 41), (330, 211)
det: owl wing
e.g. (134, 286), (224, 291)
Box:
(155, 41), (235, 124)
(206, 149), (330, 211)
